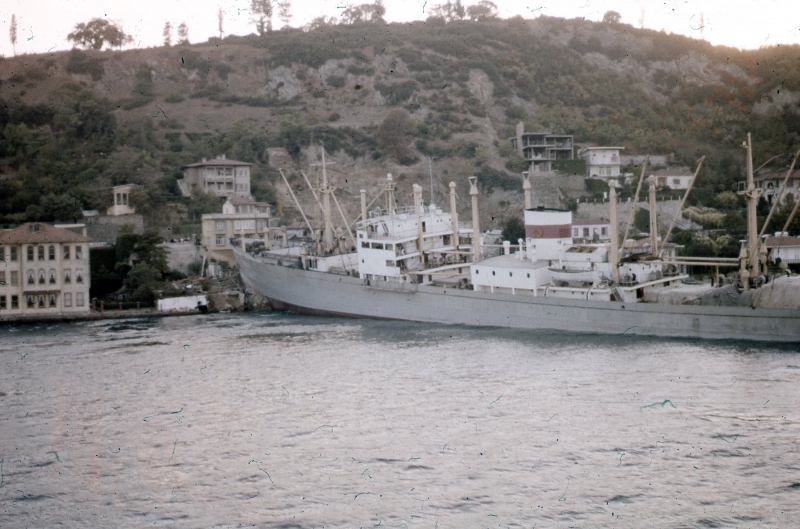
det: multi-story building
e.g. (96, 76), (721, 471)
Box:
(510, 122), (574, 173)
(178, 155), (253, 198)
(201, 197), (280, 263)
(755, 169), (800, 206)
(0, 223), (91, 317)
(579, 146), (624, 179)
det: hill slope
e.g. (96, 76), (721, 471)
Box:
(1, 16), (799, 231)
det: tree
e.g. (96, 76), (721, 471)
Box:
(133, 228), (169, 273)
(177, 22), (189, 44)
(466, 1), (498, 21)
(250, 0), (273, 35)
(375, 109), (411, 161)
(501, 217), (525, 243)
(341, 1), (386, 24)
(602, 11), (622, 24)
(428, 0), (466, 23)
(124, 263), (161, 302)
(163, 21), (172, 46)
(67, 18), (133, 50)
(9, 14), (17, 56)
(278, 0), (292, 28)
(218, 8), (224, 39)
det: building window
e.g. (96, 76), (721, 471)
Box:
(28, 271), (35, 284)
(11, 295), (18, 309)
(49, 245), (55, 260)
(64, 293), (72, 307)
(64, 246), (70, 259)
(527, 273), (530, 278)
(215, 221), (226, 231)
(673, 178), (680, 187)
(601, 227), (608, 236)
(573, 228), (579, 237)
(10, 247), (17, 261)
(27, 246), (34, 261)
(10, 271), (18, 286)
(215, 237), (226, 246)
(0, 296), (5, 309)
(64, 270), (71, 283)
(76, 292), (84, 307)
(76, 270), (84, 283)
(492, 271), (495, 276)
(39, 270), (46, 284)
(0, 271), (5, 284)
(0, 247), (4, 261)
(27, 295), (35, 307)
(38, 294), (46, 307)
(49, 294), (57, 307)
(76, 246), (82, 260)
(38, 246), (45, 260)
(509, 272), (513, 277)
(49, 270), (56, 284)
(475, 270), (479, 274)
(583, 228), (589, 237)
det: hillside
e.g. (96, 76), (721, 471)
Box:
(1, 15), (799, 234)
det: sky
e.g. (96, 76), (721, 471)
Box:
(1, 0), (799, 57)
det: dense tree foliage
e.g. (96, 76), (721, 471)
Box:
(67, 18), (132, 50)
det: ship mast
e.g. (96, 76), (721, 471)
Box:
(738, 133), (764, 279)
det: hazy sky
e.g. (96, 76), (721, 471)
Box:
(1, 0), (798, 57)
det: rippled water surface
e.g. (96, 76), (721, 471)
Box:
(1, 313), (799, 527)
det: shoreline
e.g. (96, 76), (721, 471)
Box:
(0, 308), (237, 325)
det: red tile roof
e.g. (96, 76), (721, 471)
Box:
(0, 223), (91, 244)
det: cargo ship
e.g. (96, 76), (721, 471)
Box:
(234, 140), (800, 342)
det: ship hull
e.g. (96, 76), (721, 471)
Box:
(235, 249), (800, 342)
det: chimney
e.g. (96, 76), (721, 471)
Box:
(202, 157), (207, 163)
(220, 154), (226, 160)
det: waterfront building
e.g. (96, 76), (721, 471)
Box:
(651, 167), (694, 190)
(0, 223), (91, 316)
(201, 198), (280, 263)
(178, 155), (253, 198)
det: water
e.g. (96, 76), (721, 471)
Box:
(1, 313), (798, 528)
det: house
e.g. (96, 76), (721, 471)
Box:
(510, 122), (574, 173)
(0, 223), (91, 317)
(201, 202), (280, 262)
(579, 146), (624, 179)
(755, 169), (800, 206)
(178, 155), (253, 198)
(764, 234), (800, 264)
(222, 196), (272, 215)
(652, 167), (693, 190)
(107, 184), (136, 216)
(572, 218), (610, 243)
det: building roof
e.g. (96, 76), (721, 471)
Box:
(182, 156), (253, 169)
(755, 169), (800, 182)
(226, 196), (270, 207)
(652, 167), (692, 177)
(573, 218), (608, 226)
(0, 223), (91, 244)
(632, 238), (677, 249)
(764, 235), (800, 247)
(579, 146), (625, 152)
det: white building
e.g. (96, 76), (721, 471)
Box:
(572, 218), (610, 242)
(0, 223), (91, 317)
(765, 235), (800, 264)
(652, 167), (693, 190)
(755, 169), (800, 206)
(178, 155), (253, 198)
(579, 146), (624, 179)
(107, 184), (136, 216)
(509, 123), (574, 173)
